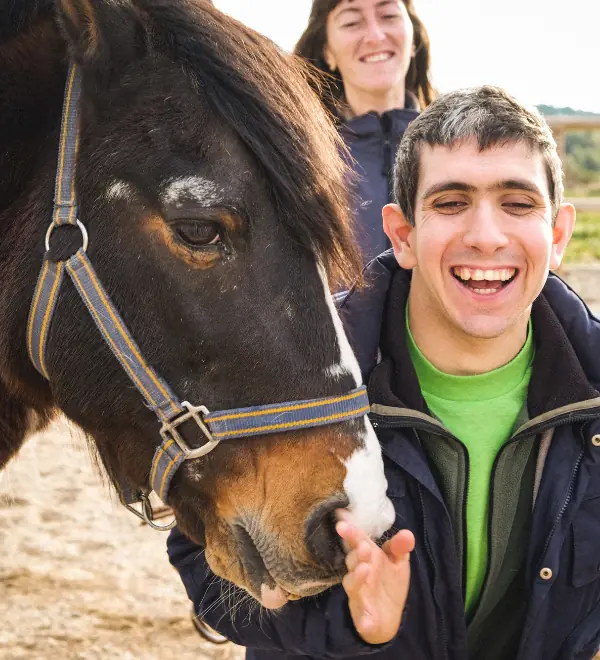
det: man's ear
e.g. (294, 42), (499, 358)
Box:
(550, 203), (576, 271)
(383, 203), (417, 270)
(57, 0), (146, 75)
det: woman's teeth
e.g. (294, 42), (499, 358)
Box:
(362, 52), (393, 63)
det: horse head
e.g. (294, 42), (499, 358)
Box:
(0, 0), (394, 607)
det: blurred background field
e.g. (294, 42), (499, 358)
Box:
(542, 106), (600, 264)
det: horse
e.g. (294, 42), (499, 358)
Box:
(0, 0), (394, 607)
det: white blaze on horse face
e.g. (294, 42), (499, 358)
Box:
(343, 423), (395, 539)
(317, 268), (361, 386)
(317, 267), (393, 539)
(162, 176), (224, 208)
(105, 179), (134, 202)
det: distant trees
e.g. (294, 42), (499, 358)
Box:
(539, 105), (600, 192)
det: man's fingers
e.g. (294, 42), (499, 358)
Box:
(336, 516), (370, 551)
(342, 561), (370, 595)
(345, 541), (373, 572)
(382, 529), (415, 564)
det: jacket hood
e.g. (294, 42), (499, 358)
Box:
(339, 250), (600, 409)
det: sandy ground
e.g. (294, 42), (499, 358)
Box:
(0, 420), (245, 660)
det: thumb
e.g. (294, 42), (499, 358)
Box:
(383, 529), (415, 564)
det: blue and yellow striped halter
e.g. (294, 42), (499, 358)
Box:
(27, 64), (370, 529)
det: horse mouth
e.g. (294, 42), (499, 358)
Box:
(260, 580), (340, 609)
(233, 524), (340, 609)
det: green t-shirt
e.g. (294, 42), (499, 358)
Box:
(406, 314), (534, 615)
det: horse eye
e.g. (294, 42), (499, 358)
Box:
(172, 220), (221, 248)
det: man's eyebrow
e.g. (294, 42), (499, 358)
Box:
(421, 179), (546, 199)
(492, 179), (546, 196)
(421, 182), (476, 199)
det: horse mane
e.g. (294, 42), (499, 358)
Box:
(139, 0), (360, 284)
(0, 0), (54, 42)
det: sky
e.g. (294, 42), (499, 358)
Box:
(213, 0), (600, 113)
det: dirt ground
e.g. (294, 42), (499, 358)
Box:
(0, 420), (245, 660)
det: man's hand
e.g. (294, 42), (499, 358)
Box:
(336, 510), (415, 645)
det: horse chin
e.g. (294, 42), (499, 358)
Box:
(257, 578), (338, 609)
(259, 584), (290, 610)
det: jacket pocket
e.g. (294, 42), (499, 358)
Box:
(572, 495), (600, 588)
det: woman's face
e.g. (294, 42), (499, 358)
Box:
(325, 0), (414, 98)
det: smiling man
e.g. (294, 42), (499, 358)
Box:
(168, 87), (600, 660)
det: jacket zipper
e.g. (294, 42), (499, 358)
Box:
(417, 479), (450, 660)
(537, 433), (585, 564)
(517, 426), (586, 656)
(380, 113), (394, 204)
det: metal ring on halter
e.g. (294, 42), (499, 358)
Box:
(45, 219), (89, 252)
(191, 610), (230, 644)
(125, 493), (177, 531)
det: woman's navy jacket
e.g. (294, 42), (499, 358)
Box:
(339, 103), (419, 264)
(168, 253), (600, 660)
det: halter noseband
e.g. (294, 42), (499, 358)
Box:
(27, 64), (370, 529)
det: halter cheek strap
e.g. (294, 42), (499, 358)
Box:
(27, 63), (371, 525)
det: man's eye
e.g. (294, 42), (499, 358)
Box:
(503, 203), (535, 214)
(434, 201), (467, 213)
(172, 221), (221, 248)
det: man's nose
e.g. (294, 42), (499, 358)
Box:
(463, 202), (510, 253)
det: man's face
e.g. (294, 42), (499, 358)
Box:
(384, 139), (575, 340)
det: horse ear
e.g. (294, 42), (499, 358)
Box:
(57, 0), (146, 72)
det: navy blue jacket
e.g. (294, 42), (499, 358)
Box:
(168, 252), (600, 660)
(340, 102), (419, 264)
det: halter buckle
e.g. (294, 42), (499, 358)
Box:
(160, 401), (220, 459)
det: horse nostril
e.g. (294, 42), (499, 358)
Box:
(305, 495), (349, 572)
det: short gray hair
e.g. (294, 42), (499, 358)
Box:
(394, 85), (564, 224)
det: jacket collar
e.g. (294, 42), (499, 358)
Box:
(339, 251), (600, 418)
(339, 102), (420, 139)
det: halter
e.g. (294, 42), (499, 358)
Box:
(27, 64), (370, 530)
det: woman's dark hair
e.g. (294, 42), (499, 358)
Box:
(294, 0), (435, 117)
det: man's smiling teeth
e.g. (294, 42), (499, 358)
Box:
(362, 52), (393, 63)
(452, 267), (516, 282)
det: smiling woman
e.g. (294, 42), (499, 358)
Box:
(296, 0), (435, 263)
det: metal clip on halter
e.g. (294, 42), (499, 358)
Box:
(45, 218), (89, 252)
(160, 402), (220, 459)
(124, 492), (177, 531)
